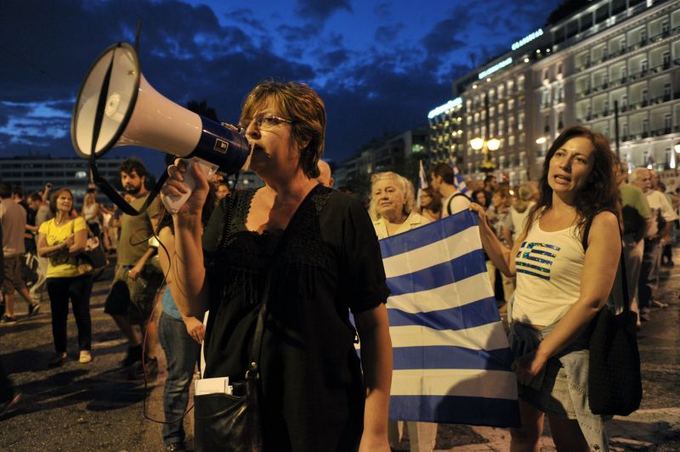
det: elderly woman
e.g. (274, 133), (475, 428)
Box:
(369, 171), (434, 452)
(370, 171), (430, 239)
(163, 81), (392, 452)
(471, 126), (620, 451)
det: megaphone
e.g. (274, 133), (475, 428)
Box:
(71, 42), (249, 215)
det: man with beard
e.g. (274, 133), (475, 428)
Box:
(104, 158), (163, 378)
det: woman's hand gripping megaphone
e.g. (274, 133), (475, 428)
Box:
(161, 158), (216, 215)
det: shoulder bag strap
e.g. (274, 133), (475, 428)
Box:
(582, 209), (630, 313)
(244, 187), (316, 380)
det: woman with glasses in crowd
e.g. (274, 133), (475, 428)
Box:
(37, 188), (93, 367)
(470, 126), (621, 451)
(163, 81), (392, 452)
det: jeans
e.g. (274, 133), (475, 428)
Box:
(639, 238), (660, 310)
(46, 275), (93, 353)
(158, 312), (200, 446)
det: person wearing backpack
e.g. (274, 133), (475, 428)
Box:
(429, 163), (470, 218)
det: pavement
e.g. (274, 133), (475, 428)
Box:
(1, 258), (680, 451)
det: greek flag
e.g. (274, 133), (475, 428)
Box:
(382, 211), (520, 427)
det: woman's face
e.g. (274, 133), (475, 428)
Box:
(243, 97), (299, 176)
(56, 191), (73, 213)
(474, 191), (487, 206)
(373, 177), (406, 220)
(547, 136), (595, 196)
(420, 191), (432, 208)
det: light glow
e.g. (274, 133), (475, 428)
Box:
(427, 98), (462, 119)
(511, 29), (544, 51)
(478, 58), (512, 80)
(470, 137), (484, 151)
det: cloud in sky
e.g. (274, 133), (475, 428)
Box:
(0, 0), (561, 169)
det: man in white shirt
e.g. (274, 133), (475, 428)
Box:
(430, 163), (469, 217)
(632, 168), (678, 317)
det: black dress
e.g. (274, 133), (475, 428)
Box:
(202, 184), (389, 452)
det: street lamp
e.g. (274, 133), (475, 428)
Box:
(470, 93), (501, 174)
(470, 136), (500, 173)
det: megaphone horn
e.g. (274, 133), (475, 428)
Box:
(71, 42), (249, 215)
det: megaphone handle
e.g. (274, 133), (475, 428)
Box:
(163, 158), (217, 214)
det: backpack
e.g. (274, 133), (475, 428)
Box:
(446, 192), (471, 216)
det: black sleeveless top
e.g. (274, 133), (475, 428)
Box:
(201, 184), (389, 451)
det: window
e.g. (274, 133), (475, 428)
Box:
(619, 38), (626, 53)
(508, 99), (515, 110)
(663, 52), (670, 67)
(641, 59), (648, 73)
(664, 83), (671, 98)
(665, 114), (672, 130)
(518, 113), (525, 130)
(662, 21), (670, 34)
(558, 112), (564, 130)
(544, 115), (551, 133)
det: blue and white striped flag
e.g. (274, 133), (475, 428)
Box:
(450, 157), (469, 195)
(381, 210), (519, 427)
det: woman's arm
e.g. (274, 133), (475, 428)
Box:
(158, 226), (206, 343)
(67, 222), (87, 255)
(37, 232), (68, 257)
(162, 161), (210, 318)
(355, 303), (392, 452)
(515, 211), (621, 384)
(469, 203), (521, 277)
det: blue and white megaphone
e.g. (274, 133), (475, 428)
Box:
(71, 42), (249, 215)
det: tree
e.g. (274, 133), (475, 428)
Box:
(186, 100), (220, 122)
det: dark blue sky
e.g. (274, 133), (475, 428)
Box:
(0, 0), (561, 172)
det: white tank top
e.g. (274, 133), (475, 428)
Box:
(512, 219), (584, 326)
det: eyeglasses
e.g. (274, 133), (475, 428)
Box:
(242, 114), (294, 131)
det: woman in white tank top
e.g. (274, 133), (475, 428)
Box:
(470, 126), (621, 452)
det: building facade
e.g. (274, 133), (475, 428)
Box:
(334, 128), (429, 191)
(434, 0), (680, 184)
(427, 98), (464, 165)
(0, 156), (124, 203)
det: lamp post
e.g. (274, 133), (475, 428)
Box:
(470, 93), (500, 174)
(470, 136), (500, 173)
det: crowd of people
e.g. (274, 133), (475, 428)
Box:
(0, 80), (678, 451)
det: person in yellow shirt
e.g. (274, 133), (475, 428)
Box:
(38, 188), (93, 367)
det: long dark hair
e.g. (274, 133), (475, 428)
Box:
(523, 126), (619, 239)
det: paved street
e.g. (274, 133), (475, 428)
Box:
(2, 260), (680, 451)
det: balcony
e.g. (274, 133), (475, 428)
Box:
(650, 128), (672, 137)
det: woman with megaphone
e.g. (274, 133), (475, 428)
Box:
(162, 81), (392, 452)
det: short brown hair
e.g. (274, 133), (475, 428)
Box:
(240, 81), (326, 178)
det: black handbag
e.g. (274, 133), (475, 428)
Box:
(193, 302), (267, 452)
(583, 214), (642, 416)
(70, 220), (107, 275)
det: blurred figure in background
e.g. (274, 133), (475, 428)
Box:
(317, 159), (334, 188)
(1, 182), (40, 324)
(81, 189), (102, 239)
(418, 187), (442, 221)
